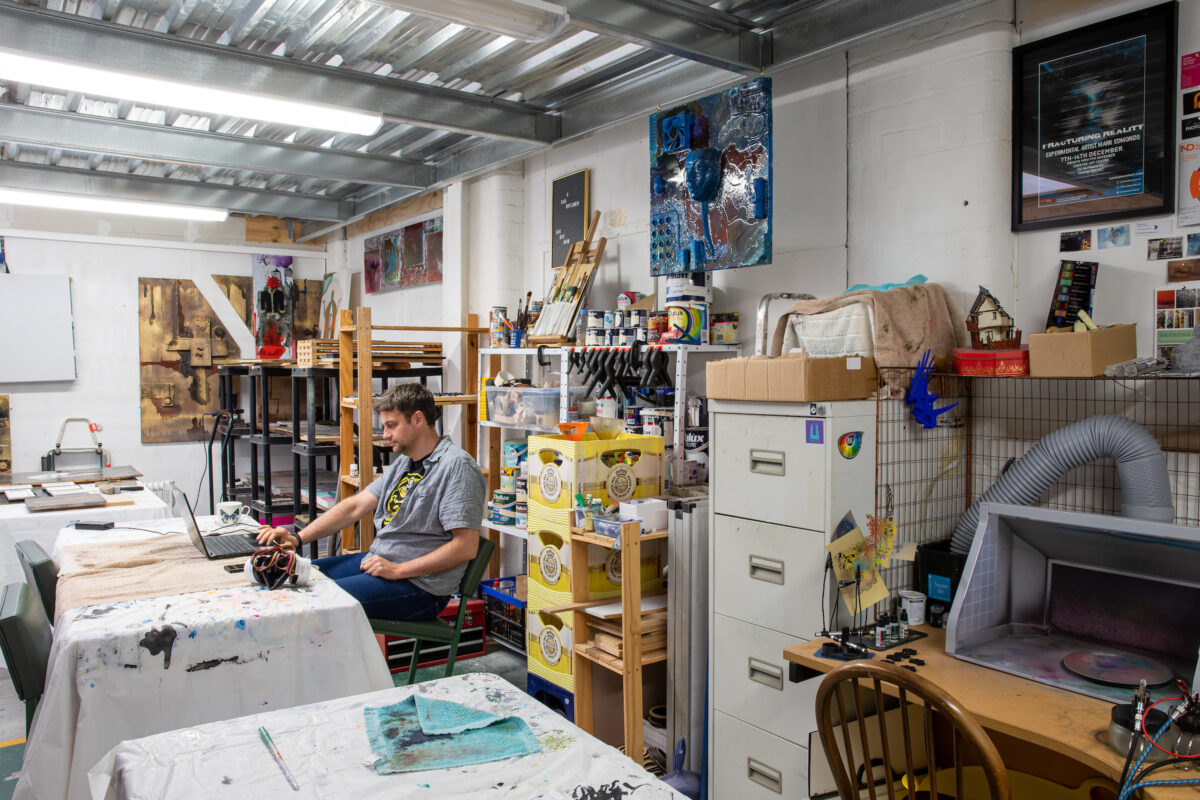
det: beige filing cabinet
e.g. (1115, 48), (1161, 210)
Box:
(708, 399), (877, 800)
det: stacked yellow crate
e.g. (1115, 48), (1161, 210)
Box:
(525, 432), (665, 693)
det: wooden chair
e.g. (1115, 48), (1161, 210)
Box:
(814, 660), (1010, 800)
(0, 582), (54, 733)
(16, 540), (58, 622)
(369, 536), (495, 685)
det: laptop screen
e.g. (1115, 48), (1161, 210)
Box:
(172, 487), (213, 558)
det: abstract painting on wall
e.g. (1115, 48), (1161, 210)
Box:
(253, 254), (294, 359)
(363, 216), (444, 293)
(138, 278), (238, 443)
(650, 77), (772, 276)
(320, 270), (351, 339)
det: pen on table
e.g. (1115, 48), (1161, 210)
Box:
(259, 725), (300, 791)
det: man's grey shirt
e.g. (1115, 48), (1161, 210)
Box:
(365, 436), (486, 595)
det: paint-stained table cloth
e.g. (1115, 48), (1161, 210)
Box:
(16, 569), (392, 800)
(89, 672), (686, 800)
(0, 489), (168, 589)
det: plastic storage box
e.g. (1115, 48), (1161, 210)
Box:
(485, 385), (583, 429)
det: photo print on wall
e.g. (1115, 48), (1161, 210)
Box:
(253, 254), (294, 359)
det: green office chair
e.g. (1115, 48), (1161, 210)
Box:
(16, 540), (58, 622)
(370, 536), (495, 685)
(0, 582), (54, 733)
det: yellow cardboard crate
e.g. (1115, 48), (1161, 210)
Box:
(527, 526), (664, 604)
(528, 501), (573, 534)
(528, 432), (664, 510)
(527, 583), (574, 691)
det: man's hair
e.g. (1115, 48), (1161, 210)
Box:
(373, 382), (439, 427)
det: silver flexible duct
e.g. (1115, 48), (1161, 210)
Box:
(950, 415), (1175, 555)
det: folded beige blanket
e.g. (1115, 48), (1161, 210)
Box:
(771, 283), (968, 388)
(55, 535), (322, 622)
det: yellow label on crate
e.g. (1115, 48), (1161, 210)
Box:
(527, 605), (573, 690)
(529, 433), (664, 509)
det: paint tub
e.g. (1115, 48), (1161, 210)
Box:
(684, 427), (709, 480)
(618, 328), (634, 346)
(603, 329), (618, 346)
(604, 309), (619, 329)
(491, 491), (516, 525)
(499, 467), (517, 492)
(648, 312), (668, 343)
(503, 440), (528, 467)
(595, 396), (620, 419)
(664, 301), (709, 345)
(586, 329), (603, 346)
(628, 308), (649, 327)
(617, 291), (644, 308)
(641, 409), (673, 440)
(587, 309), (606, 329)
(634, 327), (648, 342)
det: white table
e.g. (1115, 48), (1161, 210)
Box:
(0, 490), (169, 588)
(89, 672), (686, 800)
(15, 533), (393, 800)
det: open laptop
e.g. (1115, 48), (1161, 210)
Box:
(173, 488), (262, 559)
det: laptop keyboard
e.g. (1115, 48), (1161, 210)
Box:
(205, 534), (259, 557)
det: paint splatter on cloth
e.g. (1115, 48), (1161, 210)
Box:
(365, 695), (540, 774)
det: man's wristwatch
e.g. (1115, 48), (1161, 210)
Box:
(289, 532), (302, 549)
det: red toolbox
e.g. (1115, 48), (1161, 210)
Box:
(374, 597), (486, 674)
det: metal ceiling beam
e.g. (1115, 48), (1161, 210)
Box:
(296, 186), (424, 242)
(770, 0), (994, 65)
(0, 3), (560, 144)
(0, 161), (349, 220)
(556, 0), (770, 75)
(0, 105), (434, 189)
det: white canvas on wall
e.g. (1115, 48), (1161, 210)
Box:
(0, 273), (76, 382)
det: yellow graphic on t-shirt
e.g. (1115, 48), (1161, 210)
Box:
(382, 470), (424, 526)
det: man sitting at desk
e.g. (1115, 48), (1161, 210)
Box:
(256, 383), (486, 620)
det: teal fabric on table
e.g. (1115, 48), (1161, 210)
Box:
(364, 695), (540, 775)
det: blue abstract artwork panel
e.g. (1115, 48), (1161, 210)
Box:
(650, 77), (772, 276)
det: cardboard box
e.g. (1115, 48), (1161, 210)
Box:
(1027, 323), (1136, 377)
(706, 352), (877, 402)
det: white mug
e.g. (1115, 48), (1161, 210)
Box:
(218, 501), (250, 525)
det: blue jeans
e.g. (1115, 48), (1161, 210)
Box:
(313, 553), (450, 621)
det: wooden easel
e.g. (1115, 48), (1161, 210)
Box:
(529, 210), (605, 344)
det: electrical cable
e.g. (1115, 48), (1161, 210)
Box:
(197, 411), (226, 513)
(1120, 695), (1200, 800)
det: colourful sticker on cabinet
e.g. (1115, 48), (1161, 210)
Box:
(805, 419), (824, 444)
(838, 431), (863, 459)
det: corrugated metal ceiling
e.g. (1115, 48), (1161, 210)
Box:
(0, 0), (988, 239)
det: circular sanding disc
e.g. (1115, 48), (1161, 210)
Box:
(1062, 650), (1174, 687)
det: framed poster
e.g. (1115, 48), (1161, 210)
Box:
(551, 169), (588, 269)
(1012, 2), (1177, 231)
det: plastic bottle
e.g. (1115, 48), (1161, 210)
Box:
(574, 307), (587, 346)
(899, 608), (909, 638)
(874, 618), (885, 648)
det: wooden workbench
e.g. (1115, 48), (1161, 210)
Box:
(784, 627), (1197, 799)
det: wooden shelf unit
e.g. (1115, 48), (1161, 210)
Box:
(335, 307), (492, 559)
(569, 519), (663, 760)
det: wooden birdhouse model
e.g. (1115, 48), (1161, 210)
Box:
(966, 286), (1021, 349)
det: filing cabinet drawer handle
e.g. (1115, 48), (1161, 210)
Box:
(749, 449), (785, 476)
(748, 657), (785, 691)
(747, 757), (783, 794)
(749, 555), (785, 585)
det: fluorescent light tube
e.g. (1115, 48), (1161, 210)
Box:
(0, 50), (383, 136)
(0, 188), (229, 221)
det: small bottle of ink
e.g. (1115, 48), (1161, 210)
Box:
(899, 608), (909, 638)
(875, 616), (886, 648)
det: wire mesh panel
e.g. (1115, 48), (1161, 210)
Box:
(875, 369), (971, 597)
(875, 371), (1200, 603)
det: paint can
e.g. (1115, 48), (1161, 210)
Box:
(710, 312), (739, 344)
(624, 406), (642, 427)
(499, 467), (517, 492)
(684, 426), (709, 481)
(641, 409), (673, 440)
(634, 326), (648, 342)
(502, 440), (528, 467)
(604, 329), (618, 346)
(587, 309), (606, 329)
(664, 301), (709, 345)
(665, 271), (712, 303)
(617, 291), (644, 309)
(491, 491), (516, 525)
(586, 329), (603, 347)
(618, 328), (634, 346)
(648, 312), (668, 343)
(604, 309), (619, 329)
(595, 396), (620, 419)
(490, 306), (508, 348)
(628, 308), (649, 327)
